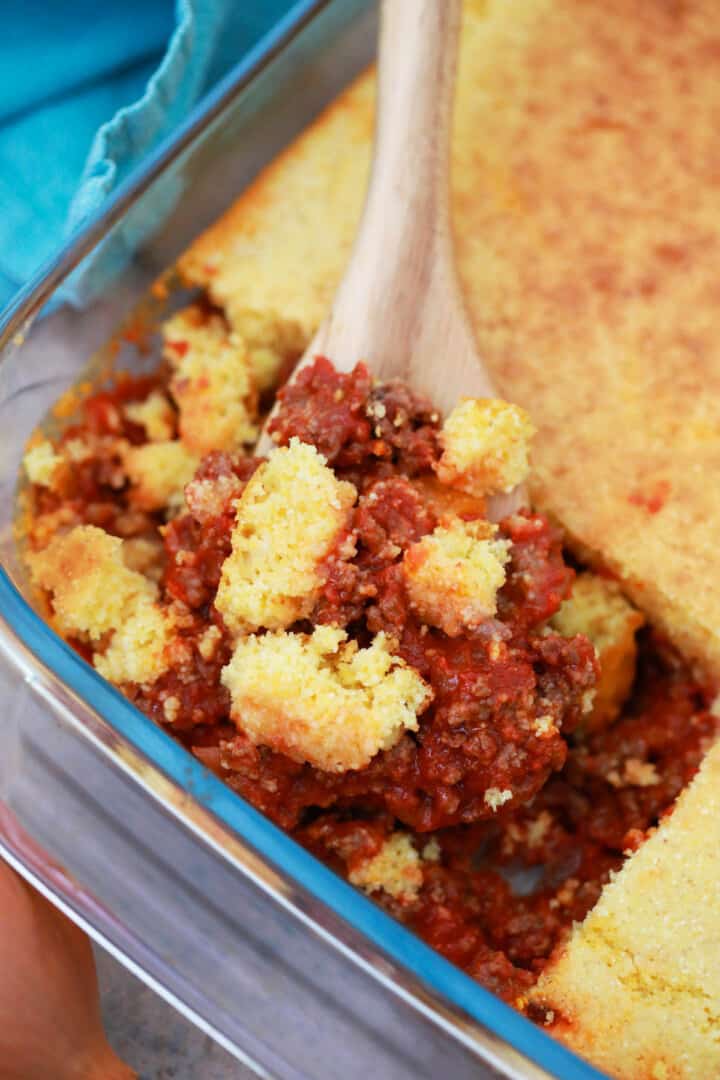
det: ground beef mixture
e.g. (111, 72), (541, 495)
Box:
(23, 355), (717, 1008)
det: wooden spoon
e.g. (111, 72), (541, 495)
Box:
(258, 0), (525, 514)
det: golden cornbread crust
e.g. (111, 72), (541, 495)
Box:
(178, 2), (720, 686)
(532, 739), (720, 1080)
(455, 0), (720, 685)
(177, 75), (374, 339)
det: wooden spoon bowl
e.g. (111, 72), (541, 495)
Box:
(257, 0), (525, 514)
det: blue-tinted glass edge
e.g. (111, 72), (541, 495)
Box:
(0, 569), (605, 1080)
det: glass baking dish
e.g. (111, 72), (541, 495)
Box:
(0, 3), (606, 1078)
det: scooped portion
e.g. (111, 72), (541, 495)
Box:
(21, 336), (713, 1007)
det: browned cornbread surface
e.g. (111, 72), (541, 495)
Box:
(181, 0), (720, 685)
(532, 739), (720, 1080)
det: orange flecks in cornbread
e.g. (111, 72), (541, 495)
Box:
(553, 572), (645, 731)
(436, 398), (535, 498)
(28, 525), (175, 685)
(215, 439), (356, 635)
(162, 305), (258, 454)
(123, 440), (200, 513)
(532, 739), (720, 1080)
(23, 440), (64, 490)
(222, 625), (431, 773)
(349, 833), (423, 903)
(124, 391), (176, 441)
(404, 517), (510, 636)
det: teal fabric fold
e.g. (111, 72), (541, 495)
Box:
(0, 0), (299, 313)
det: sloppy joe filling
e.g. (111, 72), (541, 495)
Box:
(22, 340), (716, 1007)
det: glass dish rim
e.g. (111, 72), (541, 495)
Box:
(0, 6), (606, 1077)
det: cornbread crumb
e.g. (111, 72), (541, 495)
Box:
(231, 309), (306, 393)
(349, 833), (423, 902)
(185, 472), (243, 523)
(553, 573), (644, 730)
(162, 305), (258, 454)
(216, 439), (356, 635)
(422, 838), (441, 863)
(122, 536), (164, 582)
(197, 624), (222, 661)
(532, 739), (720, 1080)
(609, 759), (659, 790)
(163, 695), (181, 724)
(484, 787), (513, 812)
(124, 440), (200, 512)
(404, 517), (510, 635)
(27, 525), (174, 684)
(124, 391), (175, 441)
(533, 714), (558, 738)
(221, 625), (431, 772)
(23, 440), (64, 489)
(436, 398), (535, 497)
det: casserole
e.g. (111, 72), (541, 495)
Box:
(0, 1), (604, 1078)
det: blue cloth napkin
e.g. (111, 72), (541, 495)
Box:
(0, 0), (298, 313)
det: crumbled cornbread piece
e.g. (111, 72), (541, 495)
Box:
(162, 305), (258, 454)
(197, 624), (222, 661)
(532, 739), (720, 1080)
(215, 438), (356, 635)
(607, 758), (659, 790)
(436, 398), (535, 497)
(95, 601), (174, 685)
(122, 536), (165, 582)
(28, 525), (174, 684)
(553, 572), (645, 730)
(349, 833), (423, 902)
(221, 625), (431, 772)
(484, 787), (513, 812)
(422, 838), (441, 862)
(124, 391), (176, 441)
(184, 472), (243, 523)
(124, 440), (200, 512)
(403, 517), (510, 636)
(23, 440), (64, 489)
(230, 309), (306, 394)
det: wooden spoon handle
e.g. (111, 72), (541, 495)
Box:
(365, 0), (461, 279)
(305, 0), (484, 400)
